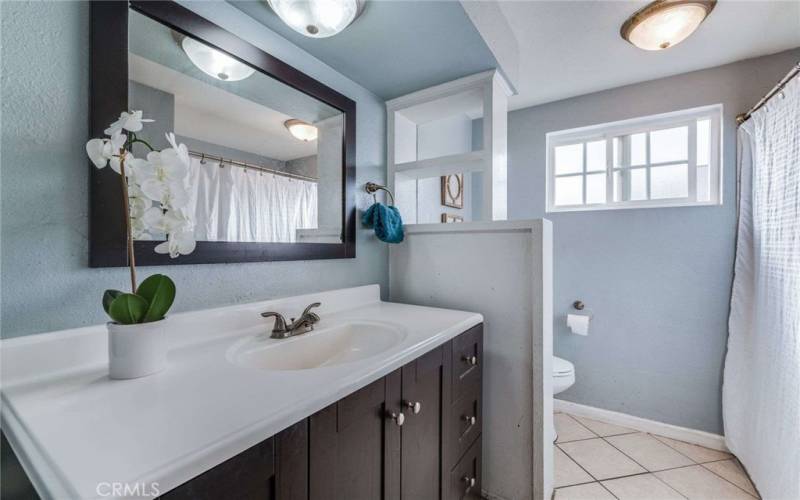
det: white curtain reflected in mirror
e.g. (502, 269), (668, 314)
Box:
(186, 156), (318, 243)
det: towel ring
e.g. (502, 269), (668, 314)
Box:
(365, 182), (395, 206)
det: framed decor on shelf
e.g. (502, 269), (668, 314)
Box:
(441, 173), (464, 209)
(441, 213), (464, 223)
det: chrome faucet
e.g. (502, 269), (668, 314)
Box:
(261, 302), (321, 339)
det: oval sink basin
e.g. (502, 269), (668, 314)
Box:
(228, 321), (408, 371)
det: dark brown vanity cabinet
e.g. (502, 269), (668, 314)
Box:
(160, 324), (483, 500)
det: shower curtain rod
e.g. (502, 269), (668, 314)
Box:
(736, 61), (800, 125)
(188, 150), (318, 182)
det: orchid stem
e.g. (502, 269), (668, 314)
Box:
(118, 151), (138, 293)
(130, 138), (155, 152)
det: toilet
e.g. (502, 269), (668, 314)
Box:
(552, 357), (576, 443)
(553, 356), (575, 395)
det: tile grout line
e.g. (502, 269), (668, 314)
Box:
(699, 462), (760, 498)
(598, 481), (621, 500)
(648, 469), (691, 500)
(557, 414), (759, 499)
(647, 433), (759, 498)
(555, 442), (602, 484)
(600, 434), (652, 474)
(650, 433), (730, 465)
(560, 413), (600, 440)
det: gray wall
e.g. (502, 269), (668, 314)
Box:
(130, 81), (314, 177)
(505, 48), (800, 434)
(0, 1), (387, 339)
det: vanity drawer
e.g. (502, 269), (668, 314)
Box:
(449, 384), (482, 464)
(447, 437), (482, 500)
(452, 324), (482, 402)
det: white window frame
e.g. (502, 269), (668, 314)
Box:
(546, 104), (723, 213)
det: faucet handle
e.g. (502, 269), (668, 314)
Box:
(260, 311), (287, 333)
(301, 302), (321, 317)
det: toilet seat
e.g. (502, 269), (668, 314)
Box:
(553, 356), (574, 377)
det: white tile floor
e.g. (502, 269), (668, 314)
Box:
(554, 412), (759, 500)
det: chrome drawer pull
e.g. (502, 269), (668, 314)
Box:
(388, 411), (405, 426)
(462, 355), (477, 366)
(405, 400), (422, 414)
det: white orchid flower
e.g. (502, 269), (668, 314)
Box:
(131, 217), (152, 240)
(104, 110), (154, 136)
(165, 132), (190, 168)
(140, 178), (189, 208)
(141, 206), (190, 235)
(136, 149), (190, 207)
(155, 230), (196, 258)
(86, 132), (126, 169)
(136, 150), (189, 183)
(128, 196), (149, 219)
(109, 151), (139, 177)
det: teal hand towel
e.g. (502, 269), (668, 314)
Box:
(362, 202), (404, 243)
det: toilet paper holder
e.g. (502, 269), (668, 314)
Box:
(572, 300), (593, 318)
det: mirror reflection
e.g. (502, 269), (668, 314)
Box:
(128, 9), (344, 244)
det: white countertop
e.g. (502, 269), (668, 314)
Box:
(0, 285), (482, 499)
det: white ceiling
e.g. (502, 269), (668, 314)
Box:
(130, 54), (319, 161)
(492, 0), (800, 110)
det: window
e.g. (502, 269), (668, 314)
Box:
(546, 105), (722, 212)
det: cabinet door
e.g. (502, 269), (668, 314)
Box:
(400, 345), (448, 500)
(159, 438), (275, 500)
(309, 374), (401, 500)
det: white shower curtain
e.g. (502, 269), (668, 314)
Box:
(724, 74), (800, 500)
(185, 157), (317, 243)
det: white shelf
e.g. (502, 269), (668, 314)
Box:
(394, 150), (485, 179)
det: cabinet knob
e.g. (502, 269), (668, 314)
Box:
(462, 415), (477, 425)
(462, 476), (476, 489)
(388, 411), (405, 426)
(405, 401), (422, 414)
(462, 355), (478, 366)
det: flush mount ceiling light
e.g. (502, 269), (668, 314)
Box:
(181, 36), (256, 81)
(284, 119), (318, 141)
(621, 0), (716, 51)
(267, 0), (365, 38)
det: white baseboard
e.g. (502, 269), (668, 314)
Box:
(554, 400), (728, 452)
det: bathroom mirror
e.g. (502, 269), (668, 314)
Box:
(90, 1), (356, 267)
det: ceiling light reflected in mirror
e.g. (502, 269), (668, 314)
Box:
(285, 119), (318, 141)
(181, 37), (256, 81)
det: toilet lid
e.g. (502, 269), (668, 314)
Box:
(553, 357), (574, 376)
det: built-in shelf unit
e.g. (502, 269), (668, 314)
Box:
(386, 70), (512, 224)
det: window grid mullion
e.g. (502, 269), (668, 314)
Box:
(688, 120), (698, 202)
(582, 142), (587, 205)
(605, 136), (613, 204)
(645, 132), (651, 200)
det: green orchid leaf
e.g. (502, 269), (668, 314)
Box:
(102, 289), (124, 314)
(108, 293), (148, 325)
(136, 274), (176, 323)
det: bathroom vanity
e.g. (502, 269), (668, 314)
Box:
(0, 286), (483, 499)
(162, 322), (483, 500)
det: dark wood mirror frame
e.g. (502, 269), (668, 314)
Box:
(89, 1), (356, 267)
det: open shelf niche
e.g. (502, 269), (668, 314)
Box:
(386, 70), (512, 224)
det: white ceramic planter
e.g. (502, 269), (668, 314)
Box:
(107, 319), (168, 379)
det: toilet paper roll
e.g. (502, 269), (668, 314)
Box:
(567, 314), (590, 336)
